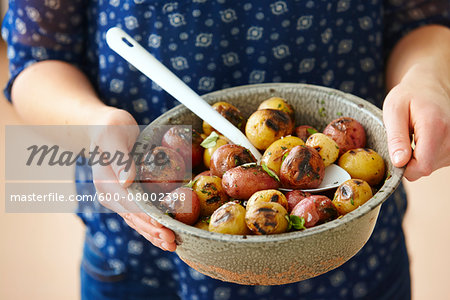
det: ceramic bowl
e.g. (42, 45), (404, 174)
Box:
(128, 83), (403, 285)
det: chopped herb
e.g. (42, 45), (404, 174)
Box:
(261, 163), (280, 182)
(337, 112), (343, 116)
(201, 216), (211, 224)
(183, 179), (198, 188)
(350, 197), (355, 205)
(277, 103), (282, 108)
(267, 152), (272, 155)
(200, 132), (220, 148)
(165, 212), (175, 218)
(287, 215), (306, 231)
(306, 128), (318, 135)
(280, 146), (288, 150)
(318, 107), (327, 117)
(321, 100), (325, 105)
(210, 185), (217, 191)
(282, 152), (289, 162)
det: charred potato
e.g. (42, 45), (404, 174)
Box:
(162, 187), (200, 225)
(338, 148), (385, 186)
(261, 136), (305, 176)
(323, 117), (366, 155)
(161, 126), (204, 169)
(285, 190), (312, 213)
(280, 145), (325, 189)
(209, 202), (251, 235)
(202, 135), (229, 169)
(193, 175), (229, 217)
(245, 109), (294, 150)
(221, 164), (280, 200)
(295, 125), (319, 142)
(290, 195), (338, 228)
(246, 189), (289, 211)
(309, 195), (338, 224)
(245, 202), (288, 235)
(210, 144), (257, 177)
(203, 102), (245, 135)
(257, 97), (295, 122)
(306, 133), (340, 167)
(139, 146), (185, 193)
(332, 179), (373, 215)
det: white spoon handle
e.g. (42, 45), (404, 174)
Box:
(106, 27), (262, 161)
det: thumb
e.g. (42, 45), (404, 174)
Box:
(383, 89), (412, 167)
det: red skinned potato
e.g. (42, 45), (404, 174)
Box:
(210, 144), (256, 177)
(162, 187), (200, 225)
(161, 126), (204, 168)
(139, 146), (185, 193)
(323, 117), (366, 155)
(203, 102), (246, 135)
(295, 125), (319, 142)
(291, 198), (320, 228)
(222, 164), (280, 200)
(309, 195), (338, 224)
(285, 190), (312, 213)
(193, 170), (211, 181)
(280, 145), (325, 189)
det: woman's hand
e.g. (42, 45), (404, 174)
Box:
(90, 107), (177, 251)
(383, 61), (450, 181)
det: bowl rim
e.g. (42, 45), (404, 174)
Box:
(130, 83), (404, 243)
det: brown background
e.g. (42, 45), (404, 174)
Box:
(0, 32), (449, 300)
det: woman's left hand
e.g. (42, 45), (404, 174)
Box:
(383, 61), (450, 181)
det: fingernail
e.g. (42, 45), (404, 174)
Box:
(119, 169), (128, 186)
(161, 242), (168, 250)
(393, 150), (404, 165)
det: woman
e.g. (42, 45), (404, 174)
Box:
(3, 0), (450, 299)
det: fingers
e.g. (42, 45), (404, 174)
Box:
(122, 213), (176, 251)
(402, 111), (445, 181)
(383, 87), (413, 168)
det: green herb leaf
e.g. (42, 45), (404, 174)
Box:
(200, 132), (219, 148)
(282, 152), (289, 162)
(183, 179), (198, 188)
(280, 146), (288, 150)
(318, 107), (326, 117)
(306, 128), (318, 135)
(350, 197), (355, 205)
(337, 112), (343, 116)
(287, 215), (306, 231)
(261, 163), (280, 182)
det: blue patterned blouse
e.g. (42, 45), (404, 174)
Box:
(3, 1), (449, 299)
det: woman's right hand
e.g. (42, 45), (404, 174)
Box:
(89, 107), (177, 251)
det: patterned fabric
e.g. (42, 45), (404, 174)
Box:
(3, 1), (449, 299)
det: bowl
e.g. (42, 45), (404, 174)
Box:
(128, 83), (403, 285)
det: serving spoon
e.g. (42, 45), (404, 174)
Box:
(106, 27), (350, 192)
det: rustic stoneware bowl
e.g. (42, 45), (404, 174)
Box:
(128, 83), (403, 285)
